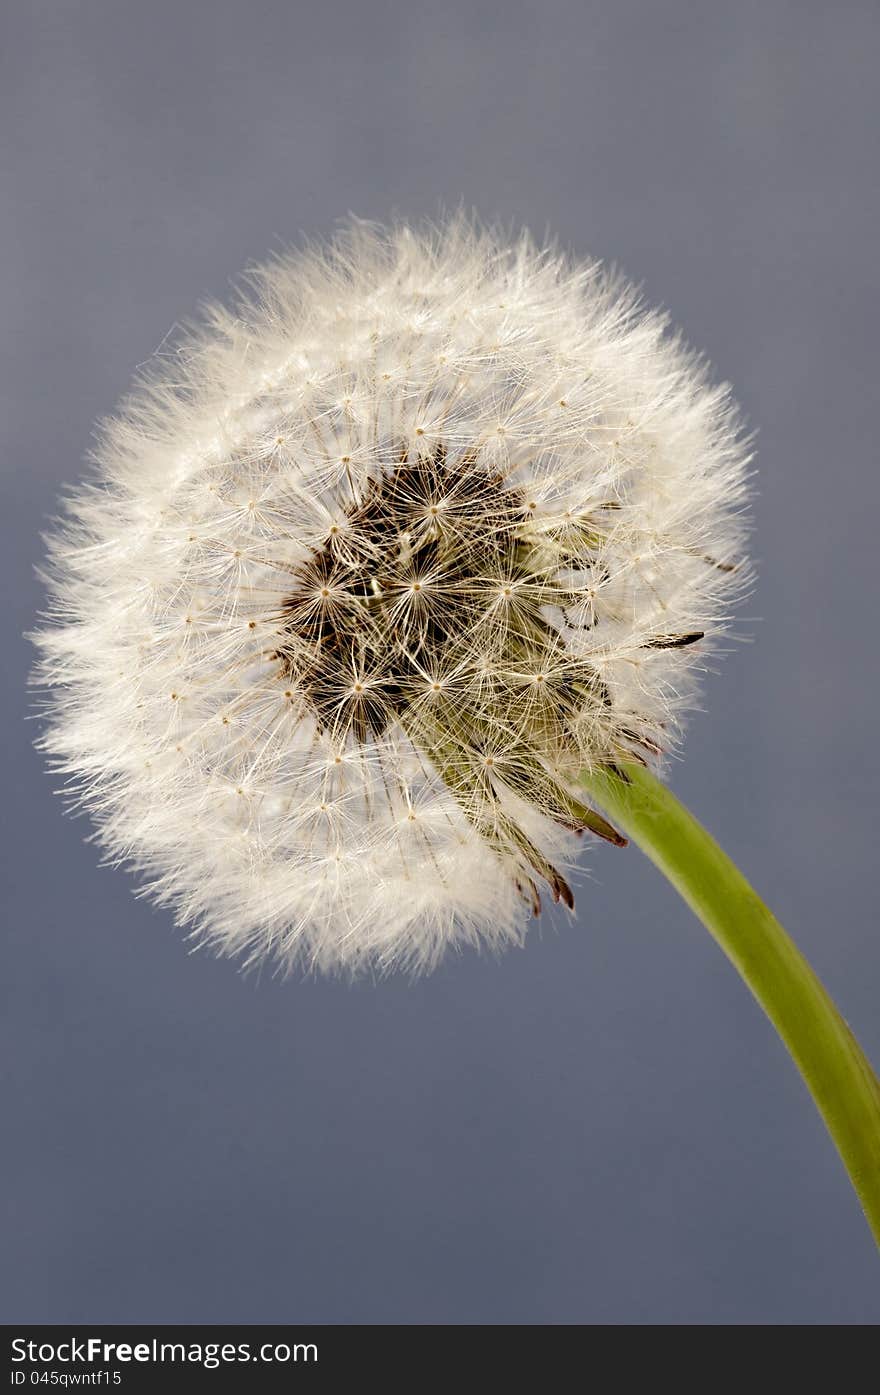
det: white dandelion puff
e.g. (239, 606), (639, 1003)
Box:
(32, 216), (750, 975)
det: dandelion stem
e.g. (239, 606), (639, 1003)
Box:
(581, 760), (880, 1246)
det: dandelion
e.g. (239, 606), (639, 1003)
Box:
(32, 217), (747, 974)
(31, 216), (880, 1245)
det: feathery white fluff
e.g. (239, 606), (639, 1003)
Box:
(33, 217), (750, 975)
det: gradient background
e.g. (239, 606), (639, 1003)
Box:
(3, 1), (879, 1324)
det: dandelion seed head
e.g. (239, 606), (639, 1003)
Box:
(33, 216), (750, 975)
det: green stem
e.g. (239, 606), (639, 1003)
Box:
(581, 761), (880, 1247)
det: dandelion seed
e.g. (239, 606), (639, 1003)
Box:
(32, 216), (749, 975)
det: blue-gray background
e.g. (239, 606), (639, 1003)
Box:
(3, 0), (878, 1324)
